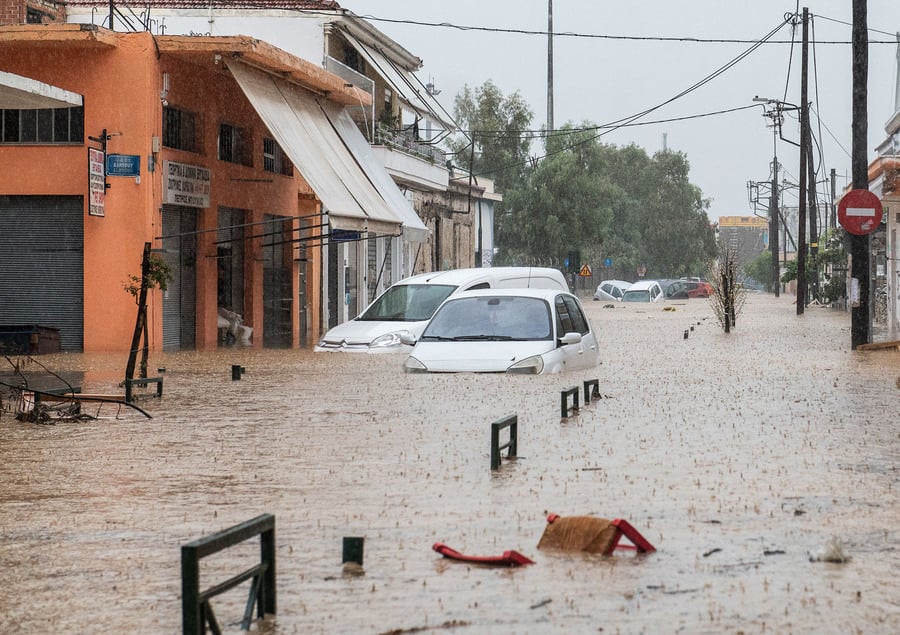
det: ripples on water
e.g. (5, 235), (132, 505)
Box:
(0, 295), (897, 633)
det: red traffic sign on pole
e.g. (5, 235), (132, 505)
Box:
(838, 189), (883, 235)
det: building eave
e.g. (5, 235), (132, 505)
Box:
(154, 34), (370, 106)
(0, 23), (118, 48)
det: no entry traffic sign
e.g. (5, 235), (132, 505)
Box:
(838, 189), (883, 235)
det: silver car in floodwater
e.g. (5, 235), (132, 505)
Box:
(403, 288), (599, 374)
(314, 267), (568, 353)
(593, 279), (632, 302)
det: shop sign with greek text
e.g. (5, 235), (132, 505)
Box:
(88, 148), (106, 217)
(164, 160), (211, 208)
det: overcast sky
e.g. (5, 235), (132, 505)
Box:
(343, 1), (899, 222)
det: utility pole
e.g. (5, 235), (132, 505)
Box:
(807, 124), (819, 303)
(797, 7), (809, 315)
(830, 168), (837, 229)
(547, 0), (554, 132)
(850, 0), (871, 347)
(770, 156), (781, 297)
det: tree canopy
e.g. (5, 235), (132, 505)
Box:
(451, 81), (717, 278)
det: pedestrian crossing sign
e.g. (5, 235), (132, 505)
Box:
(578, 264), (592, 277)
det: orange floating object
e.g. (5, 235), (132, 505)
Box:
(537, 514), (656, 555)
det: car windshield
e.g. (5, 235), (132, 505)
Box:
(357, 284), (457, 322)
(420, 296), (552, 341)
(622, 290), (650, 302)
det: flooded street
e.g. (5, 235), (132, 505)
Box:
(1, 293), (897, 634)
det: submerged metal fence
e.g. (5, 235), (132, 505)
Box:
(181, 514), (276, 635)
(490, 415), (518, 470)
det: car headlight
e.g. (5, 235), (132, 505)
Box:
(404, 356), (428, 373)
(371, 330), (410, 348)
(507, 355), (544, 374)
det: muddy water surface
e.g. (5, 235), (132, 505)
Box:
(1, 294), (897, 634)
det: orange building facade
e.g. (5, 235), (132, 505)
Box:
(0, 25), (374, 351)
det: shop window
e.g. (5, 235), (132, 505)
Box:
(162, 105), (198, 152)
(0, 106), (83, 144)
(219, 122), (252, 167)
(263, 137), (293, 176)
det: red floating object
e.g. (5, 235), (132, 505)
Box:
(539, 514), (656, 556)
(607, 518), (656, 555)
(432, 542), (535, 566)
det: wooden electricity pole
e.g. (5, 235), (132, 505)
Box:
(850, 0), (871, 347)
(547, 0), (554, 132)
(797, 7), (809, 315)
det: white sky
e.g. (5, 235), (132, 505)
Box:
(343, 1), (899, 222)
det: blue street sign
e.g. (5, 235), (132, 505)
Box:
(106, 154), (141, 177)
(603, 258), (613, 267)
(331, 229), (361, 242)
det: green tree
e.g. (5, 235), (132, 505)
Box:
(447, 83), (716, 278)
(781, 228), (847, 304)
(500, 126), (616, 263)
(449, 80), (533, 192)
(639, 150), (716, 278)
(744, 250), (776, 291)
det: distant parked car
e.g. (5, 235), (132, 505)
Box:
(622, 280), (663, 303)
(593, 279), (632, 302)
(402, 288), (599, 374)
(682, 280), (713, 298)
(657, 279), (690, 300)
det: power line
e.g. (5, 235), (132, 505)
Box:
(305, 9), (899, 44)
(467, 16), (794, 180)
(458, 104), (762, 139)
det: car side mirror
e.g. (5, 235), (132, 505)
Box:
(559, 332), (582, 345)
(399, 333), (417, 346)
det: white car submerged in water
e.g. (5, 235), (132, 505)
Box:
(403, 288), (599, 374)
(314, 267), (569, 353)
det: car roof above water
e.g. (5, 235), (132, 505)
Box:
(626, 280), (660, 291)
(394, 267), (568, 290)
(448, 287), (573, 302)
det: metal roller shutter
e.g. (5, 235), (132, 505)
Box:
(0, 195), (84, 351)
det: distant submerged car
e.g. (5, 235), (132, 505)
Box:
(593, 279), (632, 302)
(622, 280), (663, 303)
(403, 288), (599, 374)
(682, 280), (713, 298)
(314, 267), (568, 353)
(657, 279), (690, 300)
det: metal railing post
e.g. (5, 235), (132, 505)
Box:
(490, 415), (518, 470)
(561, 386), (579, 417)
(181, 545), (201, 635)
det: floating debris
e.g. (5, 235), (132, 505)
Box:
(810, 537), (851, 563)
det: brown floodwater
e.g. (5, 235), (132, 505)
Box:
(1, 293), (897, 634)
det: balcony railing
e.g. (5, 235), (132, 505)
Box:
(369, 122), (446, 165)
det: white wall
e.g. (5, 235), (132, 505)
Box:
(66, 9), (328, 64)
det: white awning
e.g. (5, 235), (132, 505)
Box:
(320, 102), (429, 243)
(341, 31), (456, 132)
(228, 61), (402, 236)
(0, 71), (83, 109)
